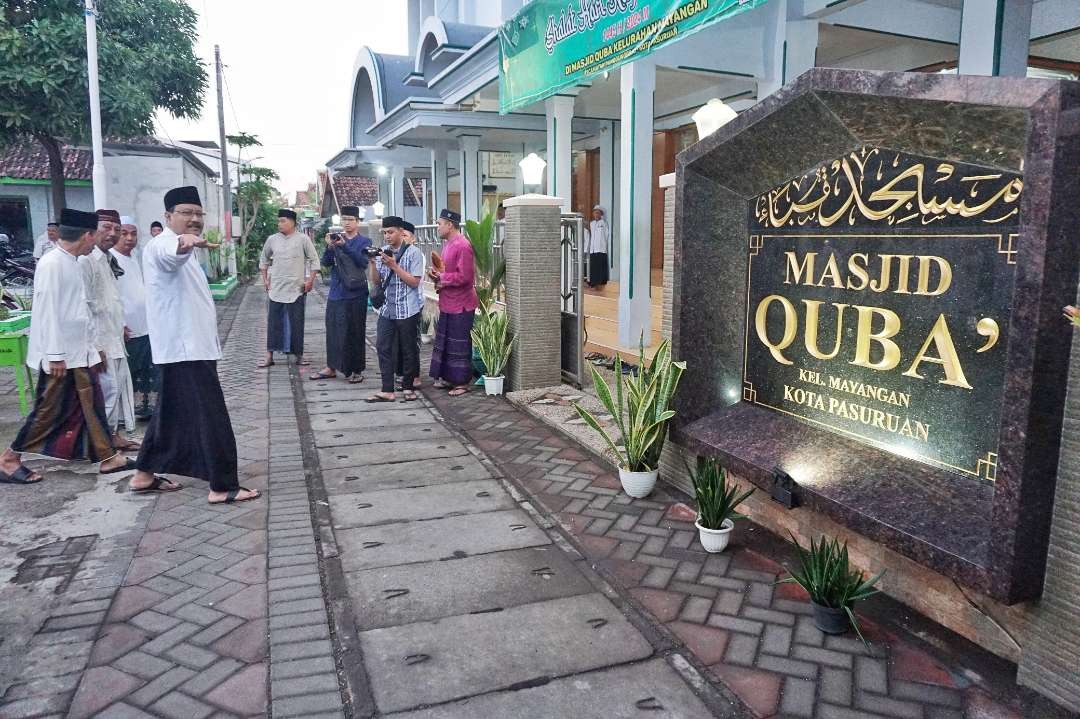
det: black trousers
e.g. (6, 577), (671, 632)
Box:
(377, 313), (420, 393)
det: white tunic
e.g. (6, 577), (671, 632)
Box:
(33, 232), (56, 259)
(109, 248), (149, 338)
(143, 227), (221, 364)
(79, 246), (126, 360)
(586, 218), (609, 254)
(27, 246), (97, 371)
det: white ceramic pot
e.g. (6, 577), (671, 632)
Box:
(619, 468), (658, 498)
(484, 375), (505, 396)
(696, 518), (734, 553)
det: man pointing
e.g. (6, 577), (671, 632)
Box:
(130, 186), (259, 504)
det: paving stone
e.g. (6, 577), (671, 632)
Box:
(88, 623), (149, 666)
(856, 655), (889, 693)
(269, 610), (329, 630)
(794, 615), (827, 646)
(889, 680), (962, 707)
(743, 605), (797, 626)
(179, 658), (243, 696)
(0, 693), (74, 719)
(211, 617), (268, 663)
(708, 613), (764, 636)
(139, 621), (201, 656)
(272, 691), (344, 718)
(270, 622), (330, 645)
(128, 665), (197, 707)
(189, 616), (246, 646)
(164, 642), (220, 669)
(204, 662), (267, 716)
(336, 509), (550, 572)
(781, 675), (818, 717)
(390, 658), (714, 719)
(724, 631), (760, 666)
(270, 655), (337, 681)
(855, 692), (923, 718)
(343, 546), (592, 629)
(358, 593), (652, 712)
(271, 671), (340, 698)
(762, 624), (793, 656)
(679, 595), (714, 623)
(821, 667), (853, 705)
(629, 587), (685, 622)
(641, 564), (674, 589)
(174, 603), (227, 626)
(150, 691), (215, 719)
(714, 589), (744, 615)
(668, 620), (730, 665)
(113, 650), (175, 680)
(757, 653), (819, 679)
(711, 663), (782, 718)
(793, 644), (854, 669)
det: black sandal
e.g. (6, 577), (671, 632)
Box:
(131, 476), (182, 494)
(210, 486), (260, 504)
(0, 465), (42, 484)
(100, 458), (137, 475)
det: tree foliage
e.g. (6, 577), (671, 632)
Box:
(0, 0), (207, 210)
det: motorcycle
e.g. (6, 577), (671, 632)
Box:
(0, 235), (35, 291)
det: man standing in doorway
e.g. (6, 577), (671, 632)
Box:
(112, 217), (156, 420)
(81, 209), (138, 451)
(310, 205), (371, 383)
(366, 216), (423, 403)
(33, 222), (59, 260)
(586, 205), (609, 288)
(258, 209), (319, 368)
(132, 186), (258, 503)
(0, 209), (132, 484)
(428, 209), (477, 397)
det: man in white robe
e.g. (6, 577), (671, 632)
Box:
(112, 217), (156, 419)
(81, 209), (138, 451)
(0, 209), (132, 483)
(33, 222), (59, 260)
(131, 186), (259, 504)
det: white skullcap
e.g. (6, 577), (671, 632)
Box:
(120, 216), (136, 226)
(593, 204), (603, 211)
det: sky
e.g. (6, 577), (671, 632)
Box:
(155, 0), (409, 202)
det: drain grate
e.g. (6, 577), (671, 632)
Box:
(13, 535), (98, 594)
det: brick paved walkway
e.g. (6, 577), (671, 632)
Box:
(423, 387), (1067, 719)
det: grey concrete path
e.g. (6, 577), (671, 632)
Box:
(295, 289), (740, 718)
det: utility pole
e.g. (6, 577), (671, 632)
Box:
(84, 0), (107, 208)
(215, 45), (236, 276)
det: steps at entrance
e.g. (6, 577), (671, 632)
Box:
(582, 282), (663, 364)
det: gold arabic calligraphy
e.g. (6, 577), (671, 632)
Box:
(754, 147), (1023, 229)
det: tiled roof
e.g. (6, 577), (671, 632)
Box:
(0, 142), (92, 181)
(332, 175), (379, 206)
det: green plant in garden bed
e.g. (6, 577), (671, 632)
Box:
(572, 339), (685, 473)
(689, 457), (754, 530)
(777, 534), (884, 644)
(470, 310), (514, 378)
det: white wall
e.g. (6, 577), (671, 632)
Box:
(14, 183), (94, 244)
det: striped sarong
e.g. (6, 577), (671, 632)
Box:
(12, 367), (114, 462)
(429, 311), (475, 386)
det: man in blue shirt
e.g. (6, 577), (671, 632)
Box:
(311, 205), (371, 383)
(366, 216), (423, 402)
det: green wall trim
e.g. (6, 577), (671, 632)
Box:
(782, 40), (788, 84)
(0, 177), (92, 187)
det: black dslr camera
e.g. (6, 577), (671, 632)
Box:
(363, 245), (392, 258)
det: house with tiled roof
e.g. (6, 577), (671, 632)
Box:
(0, 138), (235, 251)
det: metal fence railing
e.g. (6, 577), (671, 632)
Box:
(413, 221), (506, 304)
(560, 213), (585, 387)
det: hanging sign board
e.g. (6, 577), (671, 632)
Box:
(498, 0), (769, 113)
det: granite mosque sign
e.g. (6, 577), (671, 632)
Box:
(744, 146), (1020, 480)
(670, 69), (1080, 603)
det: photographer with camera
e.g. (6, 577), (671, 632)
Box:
(365, 216), (423, 403)
(310, 205), (372, 383)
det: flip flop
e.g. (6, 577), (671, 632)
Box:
(348, 373), (364, 384)
(0, 465), (42, 484)
(257, 361), (275, 369)
(448, 387), (469, 397)
(100, 458), (137, 475)
(297, 358), (312, 366)
(365, 395), (395, 403)
(114, 440), (141, 451)
(309, 371), (336, 380)
(402, 391), (419, 402)
(209, 486), (260, 505)
(131, 476), (182, 494)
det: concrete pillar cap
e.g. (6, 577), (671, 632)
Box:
(503, 193), (565, 208)
(659, 172), (676, 189)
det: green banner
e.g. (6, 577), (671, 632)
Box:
(499, 0), (769, 113)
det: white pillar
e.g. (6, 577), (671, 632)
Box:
(390, 165), (405, 216)
(958, 0), (1032, 77)
(598, 120), (617, 272)
(460, 136), (481, 222)
(759, 1), (818, 98)
(544, 95), (574, 213)
(430, 148), (449, 220)
(617, 61), (654, 349)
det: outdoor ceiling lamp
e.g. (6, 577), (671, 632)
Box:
(376, 165), (388, 176)
(372, 201), (385, 217)
(331, 214), (340, 225)
(519, 152), (547, 187)
(692, 98), (738, 140)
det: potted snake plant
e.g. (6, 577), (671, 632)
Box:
(471, 310), (514, 395)
(572, 340), (686, 498)
(777, 534), (884, 641)
(689, 457), (754, 553)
